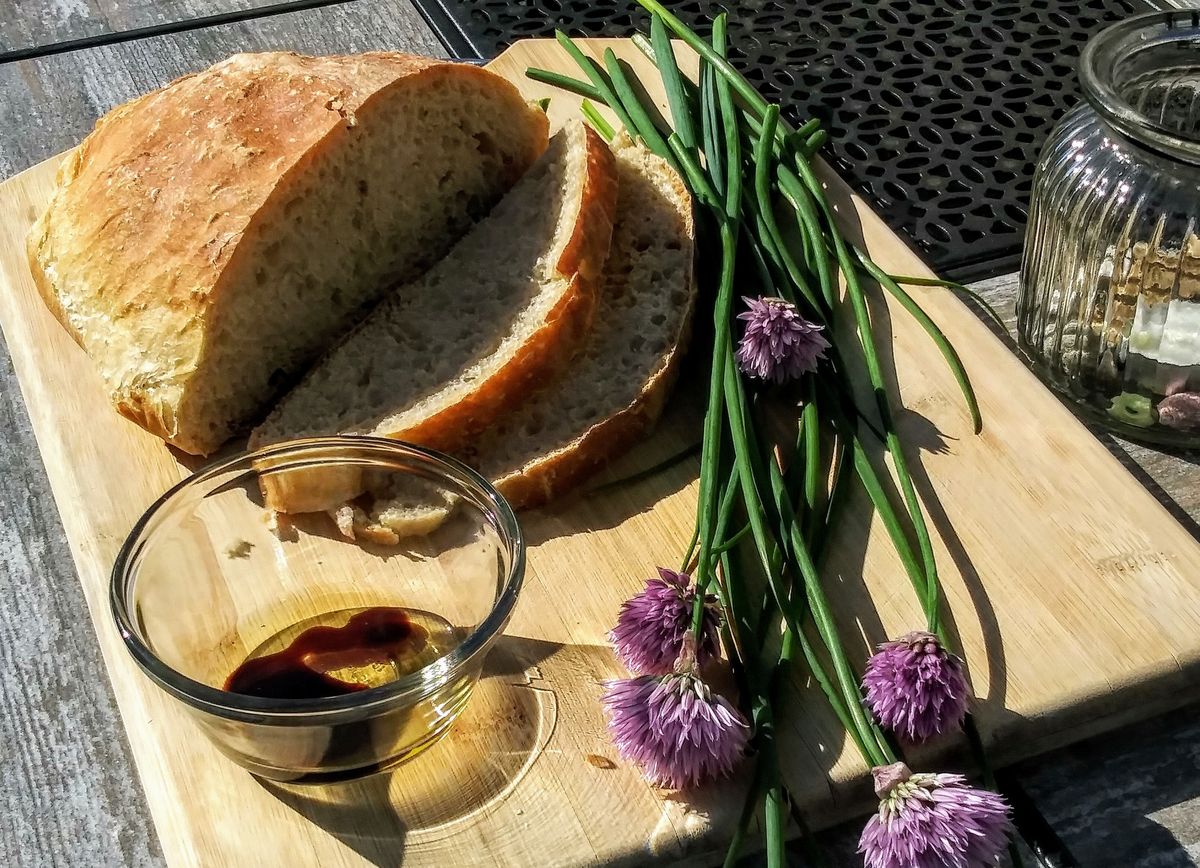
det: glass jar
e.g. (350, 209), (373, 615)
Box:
(1018, 11), (1200, 448)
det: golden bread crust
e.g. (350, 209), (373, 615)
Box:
(256, 120), (618, 513)
(384, 124), (619, 455)
(27, 52), (547, 455)
(494, 151), (696, 510)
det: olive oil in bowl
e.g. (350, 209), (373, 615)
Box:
(226, 607), (460, 700)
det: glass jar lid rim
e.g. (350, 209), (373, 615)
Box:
(1082, 10), (1200, 162)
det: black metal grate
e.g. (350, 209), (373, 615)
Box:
(418, 0), (1152, 282)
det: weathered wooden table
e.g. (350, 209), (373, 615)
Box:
(1, 2), (1198, 865)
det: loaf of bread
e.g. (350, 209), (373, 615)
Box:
(250, 119), (618, 512)
(342, 134), (694, 541)
(28, 52), (549, 455)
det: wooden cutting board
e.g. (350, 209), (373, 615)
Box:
(3, 37), (1200, 867)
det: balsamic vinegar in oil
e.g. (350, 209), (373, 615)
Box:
(225, 606), (459, 700)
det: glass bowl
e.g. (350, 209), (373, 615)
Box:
(111, 437), (524, 784)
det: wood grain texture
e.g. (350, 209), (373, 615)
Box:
(0, 0), (445, 181)
(0, 337), (164, 868)
(969, 273), (1200, 526)
(4, 33), (1200, 866)
(0, 0), (283, 54)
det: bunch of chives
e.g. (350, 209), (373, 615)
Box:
(530, 6), (1019, 866)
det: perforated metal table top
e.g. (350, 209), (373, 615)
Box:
(417, 0), (1152, 281)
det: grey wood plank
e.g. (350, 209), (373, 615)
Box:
(0, 336), (163, 868)
(0, 0), (281, 55)
(1013, 706), (1200, 866)
(0, 0), (445, 180)
(0, 2), (443, 866)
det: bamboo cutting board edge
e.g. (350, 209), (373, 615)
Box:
(2, 37), (1200, 867)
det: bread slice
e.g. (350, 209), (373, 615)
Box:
(483, 138), (695, 509)
(251, 119), (619, 513)
(28, 52), (548, 455)
(347, 134), (694, 540)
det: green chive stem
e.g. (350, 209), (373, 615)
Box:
(650, 15), (698, 150)
(579, 99), (615, 140)
(525, 66), (602, 101)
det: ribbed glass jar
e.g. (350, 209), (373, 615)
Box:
(1018, 11), (1200, 448)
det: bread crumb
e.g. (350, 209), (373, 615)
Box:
(332, 504), (356, 541)
(327, 504), (402, 546)
(263, 509), (298, 542)
(224, 539), (253, 559)
(585, 754), (616, 770)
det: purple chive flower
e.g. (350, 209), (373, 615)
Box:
(862, 631), (970, 743)
(860, 762), (1011, 868)
(602, 670), (749, 789)
(735, 296), (830, 384)
(609, 568), (720, 674)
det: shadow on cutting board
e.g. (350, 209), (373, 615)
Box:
(898, 409), (1008, 711)
(519, 378), (705, 548)
(260, 635), (567, 867)
(820, 182), (1012, 715)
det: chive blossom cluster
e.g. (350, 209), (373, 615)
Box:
(536, 1), (1015, 864)
(862, 631), (971, 743)
(736, 296), (829, 384)
(609, 567), (720, 674)
(860, 763), (1012, 868)
(603, 572), (746, 789)
(603, 667), (748, 789)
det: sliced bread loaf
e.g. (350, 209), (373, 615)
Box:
(28, 52), (549, 455)
(251, 119), (619, 512)
(346, 134), (694, 540)
(481, 138), (695, 509)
